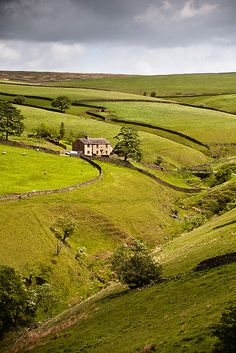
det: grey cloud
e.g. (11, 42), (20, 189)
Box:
(0, 0), (236, 48)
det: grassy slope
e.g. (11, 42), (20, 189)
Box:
(173, 94), (236, 114)
(0, 145), (98, 195)
(98, 101), (236, 144)
(2, 204), (235, 353)
(0, 161), (180, 302)
(17, 105), (209, 167)
(0, 83), (154, 101)
(158, 207), (236, 276)
(48, 72), (236, 96)
(5, 266), (235, 353)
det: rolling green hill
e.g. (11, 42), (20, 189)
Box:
(96, 101), (236, 144)
(173, 94), (236, 115)
(47, 72), (236, 96)
(2, 205), (235, 353)
(0, 160), (182, 314)
(0, 82), (154, 101)
(0, 145), (98, 196)
(1, 71), (235, 353)
(15, 105), (210, 167)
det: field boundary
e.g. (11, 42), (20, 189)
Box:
(86, 109), (209, 149)
(89, 156), (202, 193)
(0, 142), (102, 202)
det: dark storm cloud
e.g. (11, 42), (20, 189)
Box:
(0, 0), (236, 48)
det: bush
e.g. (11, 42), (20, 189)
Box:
(207, 165), (234, 187)
(182, 214), (207, 232)
(111, 240), (162, 288)
(13, 95), (25, 104)
(211, 305), (236, 353)
(150, 91), (157, 97)
(34, 123), (57, 140)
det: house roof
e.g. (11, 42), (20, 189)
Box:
(78, 137), (111, 145)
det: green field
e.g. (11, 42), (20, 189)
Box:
(158, 207), (236, 276)
(0, 161), (181, 310)
(173, 94), (236, 114)
(0, 82), (154, 101)
(47, 72), (236, 96)
(1, 71), (236, 353)
(0, 145), (98, 195)
(16, 105), (209, 167)
(97, 101), (236, 144)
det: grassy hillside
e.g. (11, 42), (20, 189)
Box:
(1, 194), (235, 353)
(0, 145), (98, 196)
(16, 105), (209, 167)
(97, 101), (236, 144)
(2, 264), (235, 353)
(47, 72), (236, 96)
(173, 94), (236, 114)
(0, 161), (181, 305)
(0, 82), (154, 101)
(157, 207), (236, 276)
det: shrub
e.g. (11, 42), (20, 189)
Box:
(150, 91), (157, 97)
(34, 123), (57, 140)
(182, 214), (207, 232)
(111, 240), (162, 288)
(211, 305), (236, 353)
(13, 95), (25, 104)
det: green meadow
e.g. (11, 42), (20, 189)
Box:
(0, 82), (153, 101)
(97, 101), (236, 144)
(48, 72), (236, 96)
(17, 105), (210, 167)
(0, 71), (236, 353)
(173, 93), (236, 114)
(0, 145), (98, 195)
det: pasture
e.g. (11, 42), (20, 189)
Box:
(0, 161), (181, 306)
(173, 93), (236, 114)
(97, 101), (236, 144)
(0, 145), (98, 195)
(48, 72), (236, 96)
(16, 105), (210, 167)
(0, 82), (154, 101)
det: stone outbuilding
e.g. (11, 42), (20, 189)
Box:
(72, 136), (113, 157)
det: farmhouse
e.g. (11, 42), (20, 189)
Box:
(72, 136), (113, 157)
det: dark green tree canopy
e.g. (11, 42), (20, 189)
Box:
(111, 240), (162, 288)
(212, 305), (236, 353)
(0, 266), (33, 337)
(0, 101), (24, 141)
(113, 126), (142, 161)
(51, 96), (71, 112)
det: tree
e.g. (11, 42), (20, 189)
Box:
(29, 283), (59, 319)
(0, 101), (24, 141)
(211, 305), (236, 353)
(113, 126), (142, 162)
(34, 123), (57, 140)
(59, 122), (65, 139)
(150, 91), (157, 97)
(13, 95), (25, 104)
(0, 266), (34, 336)
(111, 240), (162, 288)
(51, 96), (71, 113)
(51, 218), (76, 242)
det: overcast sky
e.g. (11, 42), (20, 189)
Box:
(0, 0), (236, 74)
